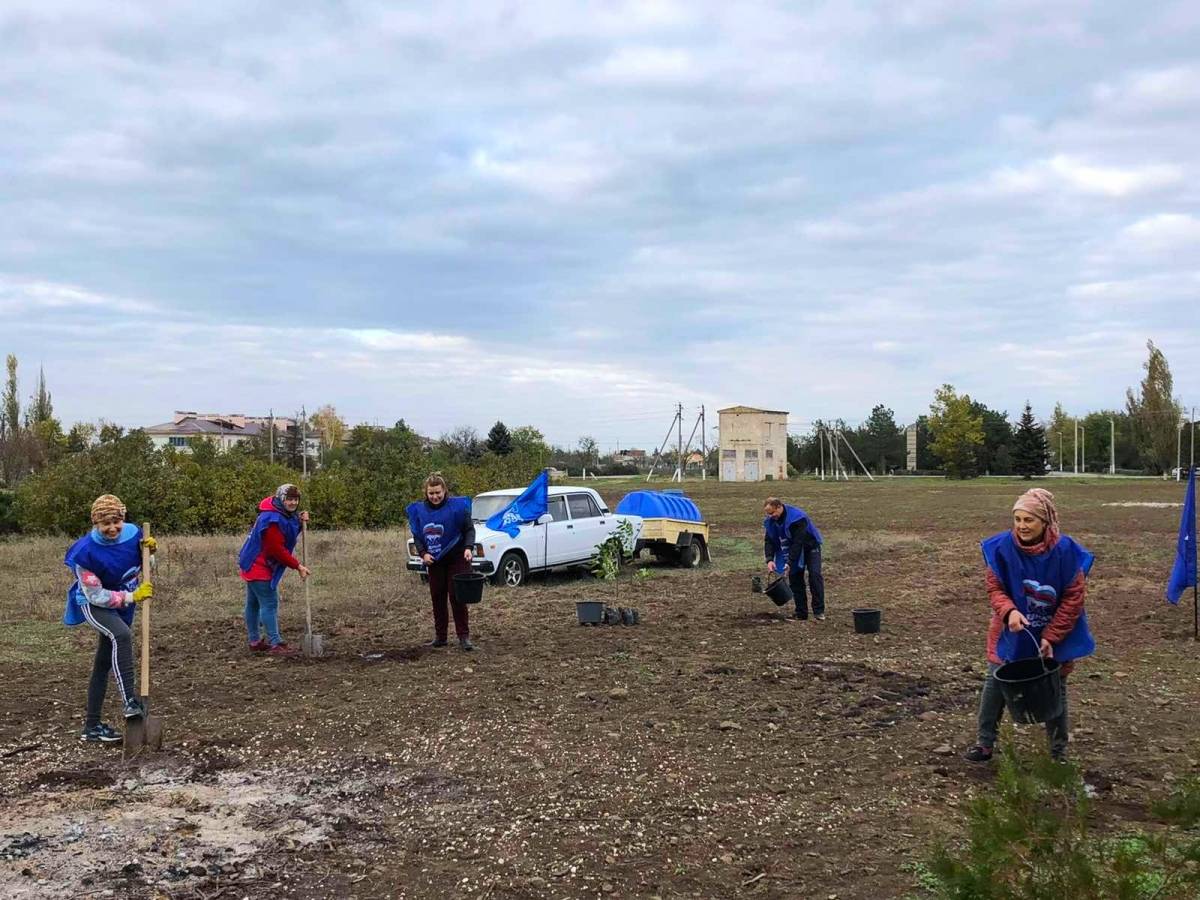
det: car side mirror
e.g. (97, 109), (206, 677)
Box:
(537, 513), (553, 525)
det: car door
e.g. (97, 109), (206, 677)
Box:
(541, 495), (573, 566)
(565, 492), (605, 562)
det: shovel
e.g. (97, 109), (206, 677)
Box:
(300, 520), (324, 657)
(124, 522), (164, 759)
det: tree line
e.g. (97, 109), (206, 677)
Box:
(0, 339), (1190, 531)
(786, 340), (1189, 479)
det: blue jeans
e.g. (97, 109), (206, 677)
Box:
(245, 580), (283, 646)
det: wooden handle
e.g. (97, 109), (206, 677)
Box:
(302, 520), (312, 633)
(141, 522), (152, 698)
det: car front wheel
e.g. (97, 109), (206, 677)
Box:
(494, 551), (528, 587)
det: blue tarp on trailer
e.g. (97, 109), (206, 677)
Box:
(615, 491), (704, 522)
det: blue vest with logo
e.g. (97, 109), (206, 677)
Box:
(63, 524), (142, 627)
(981, 531), (1095, 663)
(237, 501), (303, 590)
(406, 496), (472, 563)
(764, 505), (823, 571)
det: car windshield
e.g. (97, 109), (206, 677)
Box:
(471, 494), (515, 523)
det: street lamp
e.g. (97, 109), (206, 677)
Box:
(1057, 431), (1063, 473)
(1104, 420), (1113, 480)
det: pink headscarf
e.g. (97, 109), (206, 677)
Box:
(1012, 487), (1060, 548)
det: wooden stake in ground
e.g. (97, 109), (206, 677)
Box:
(124, 522), (164, 759)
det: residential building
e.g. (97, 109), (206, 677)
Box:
(718, 406), (789, 482)
(145, 411), (320, 461)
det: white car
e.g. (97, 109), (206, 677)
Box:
(406, 486), (643, 587)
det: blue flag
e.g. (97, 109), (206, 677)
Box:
(485, 470), (550, 538)
(1166, 466), (1197, 605)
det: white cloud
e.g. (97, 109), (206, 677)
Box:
(1093, 65), (1200, 114)
(582, 46), (699, 86)
(989, 155), (1182, 198)
(0, 275), (156, 315)
(1120, 213), (1200, 253)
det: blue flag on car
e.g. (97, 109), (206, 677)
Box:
(1166, 466), (1197, 605)
(486, 470), (550, 538)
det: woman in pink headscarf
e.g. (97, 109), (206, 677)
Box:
(964, 488), (1095, 763)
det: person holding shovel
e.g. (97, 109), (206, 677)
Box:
(238, 483), (310, 656)
(406, 473), (476, 651)
(763, 497), (826, 621)
(62, 494), (155, 743)
(965, 487), (1095, 763)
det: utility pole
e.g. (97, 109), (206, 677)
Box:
(1178, 419), (1183, 480)
(676, 402), (683, 482)
(1073, 422), (1078, 474)
(1109, 417), (1115, 476)
(700, 406), (707, 481)
(269, 408), (274, 465)
(1081, 426), (1086, 475)
(302, 405), (308, 478)
(1057, 432), (1063, 472)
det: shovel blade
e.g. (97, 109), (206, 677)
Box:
(302, 633), (325, 657)
(123, 716), (147, 760)
(145, 715), (164, 751)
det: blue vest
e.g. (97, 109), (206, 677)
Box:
(406, 496), (472, 563)
(981, 531), (1096, 663)
(63, 524), (142, 627)
(764, 505), (823, 571)
(237, 501), (303, 589)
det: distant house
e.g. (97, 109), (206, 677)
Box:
(611, 448), (647, 466)
(718, 406), (788, 482)
(145, 411), (319, 459)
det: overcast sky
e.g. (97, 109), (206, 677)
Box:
(2, 1), (1197, 451)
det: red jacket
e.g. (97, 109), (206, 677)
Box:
(240, 521), (301, 582)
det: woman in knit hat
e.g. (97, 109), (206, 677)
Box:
(964, 488), (1095, 763)
(237, 483), (310, 656)
(63, 494), (156, 743)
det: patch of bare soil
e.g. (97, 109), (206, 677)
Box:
(2, 479), (1199, 898)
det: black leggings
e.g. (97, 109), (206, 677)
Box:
(81, 605), (137, 727)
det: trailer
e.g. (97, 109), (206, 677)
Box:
(616, 490), (710, 568)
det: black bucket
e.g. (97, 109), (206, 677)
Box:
(576, 601), (604, 625)
(994, 656), (1063, 724)
(453, 573), (486, 605)
(852, 608), (881, 634)
(764, 577), (792, 607)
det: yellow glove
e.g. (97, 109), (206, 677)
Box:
(140, 536), (158, 555)
(130, 582), (153, 604)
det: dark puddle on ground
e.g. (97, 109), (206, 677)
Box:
(353, 645), (433, 665)
(31, 768), (116, 790)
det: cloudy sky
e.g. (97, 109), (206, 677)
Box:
(2, 1), (1197, 451)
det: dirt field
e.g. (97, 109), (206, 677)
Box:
(2, 477), (1198, 899)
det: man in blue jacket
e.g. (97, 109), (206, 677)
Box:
(763, 497), (826, 621)
(406, 473), (476, 651)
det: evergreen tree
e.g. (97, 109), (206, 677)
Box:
(1012, 402), (1049, 479)
(486, 421), (513, 456)
(856, 404), (904, 474)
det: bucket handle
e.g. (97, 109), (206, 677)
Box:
(1017, 626), (1049, 673)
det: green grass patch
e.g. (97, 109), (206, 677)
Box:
(2, 620), (79, 664)
(708, 535), (764, 571)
